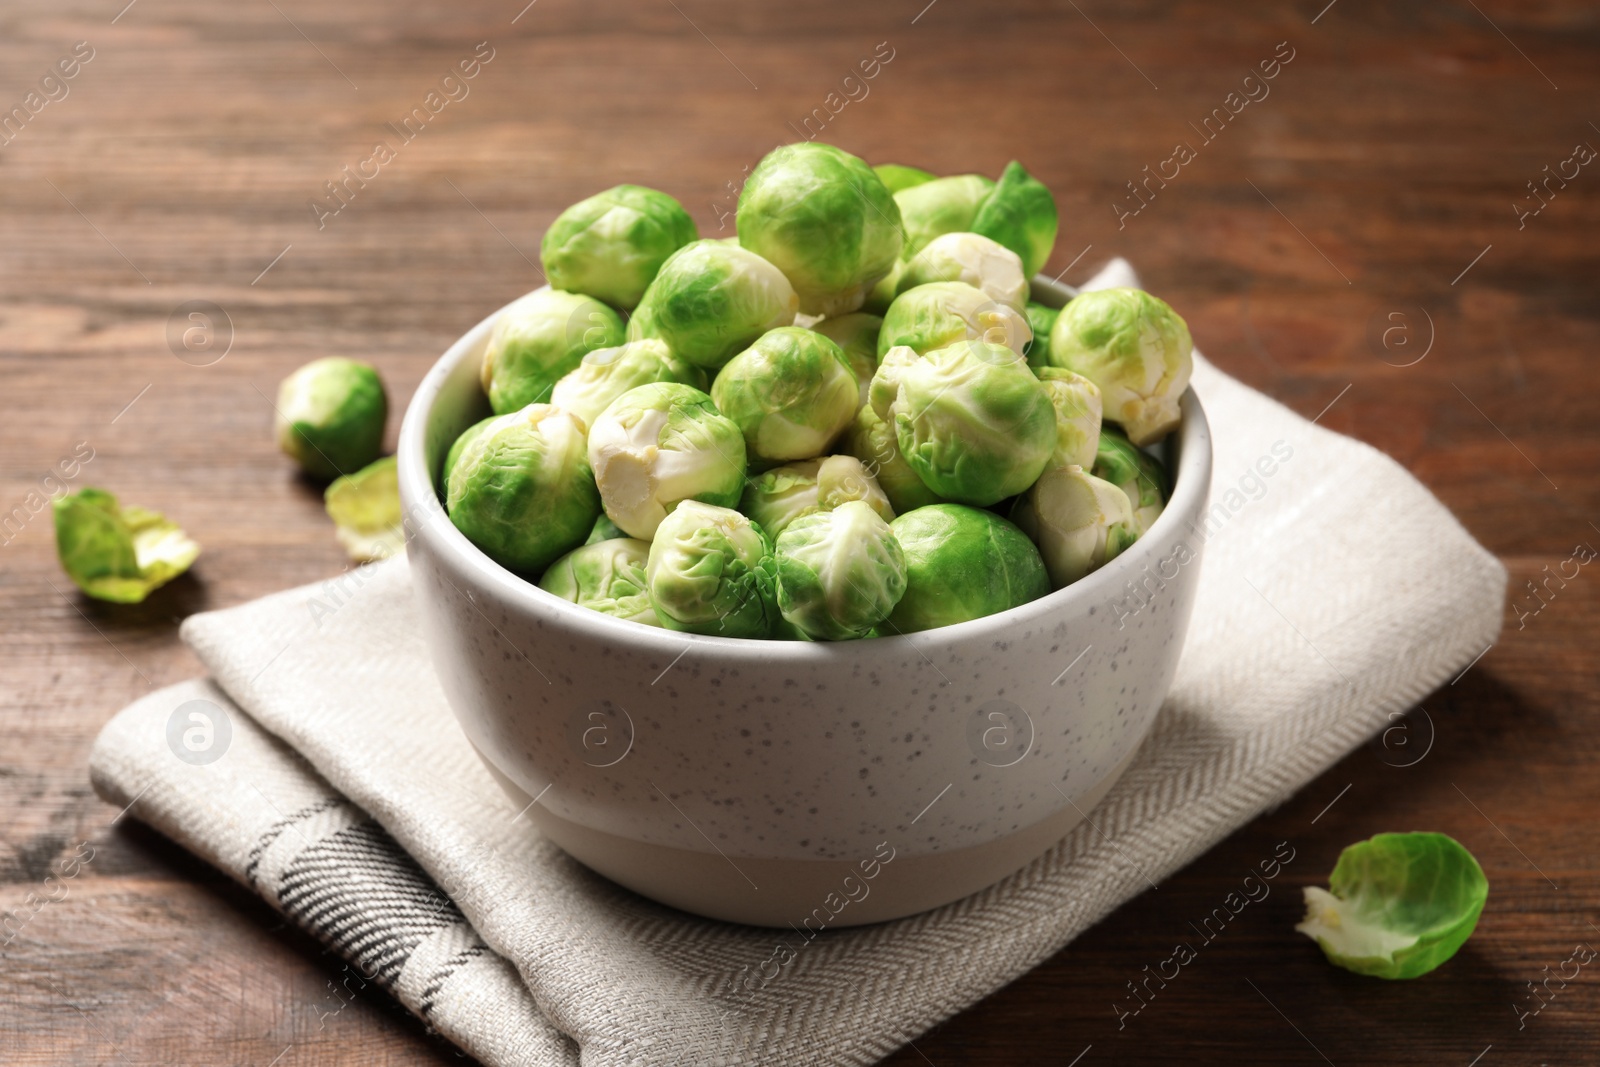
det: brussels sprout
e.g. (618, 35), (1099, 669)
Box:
(740, 454), (893, 538)
(840, 405), (948, 513)
(877, 281), (1031, 359)
(540, 537), (659, 626)
(53, 488), (200, 603)
(899, 232), (1027, 312)
(873, 163), (936, 194)
(1038, 367), (1103, 470)
(540, 184), (697, 309)
(886, 504), (1048, 633)
(775, 500), (907, 640)
(480, 288), (625, 415)
(1049, 287), (1193, 446)
(1092, 425), (1166, 534)
(645, 500), (777, 638)
(737, 142), (903, 316)
(324, 456), (404, 562)
(893, 174), (994, 261)
(549, 338), (705, 427)
(810, 312), (882, 409)
(1011, 465), (1137, 588)
(629, 240), (798, 370)
(1023, 301), (1060, 370)
(446, 405), (599, 575)
(1297, 832), (1488, 980)
(586, 382), (746, 540)
(442, 416), (496, 489)
(870, 341), (1055, 506)
(275, 357), (387, 479)
(584, 513), (629, 545)
(969, 160), (1058, 277)
(711, 327), (859, 467)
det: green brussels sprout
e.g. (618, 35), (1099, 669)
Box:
(480, 288), (625, 415)
(275, 357), (387, 479)
(893, 174), (994, 261)
(873, 163), (937, 194)
(442, 415), (497, 489)
(1297, 832), (1488, 980)
(584, 513), (629, 545)
(736, 142), (903, 316)
(969, 160), (1058, 278)
(586, 382), (747, 540)
(886, 504), (1049, 633)
(774, 500), (907, 641)
(539, 537), (659, 626)
(53, 488), (199, 603)
(1011, 465), (1137, 588)
(839, 405), (948, 514)
(870, 341), (1055, 506)
(324, 456), (403, 562)
(1049, 287), (1193, 446)
(549, 338), (705, 428)
(540, 184), (697, 309)
(1038, 367), (1103, 470)
(899, 232), (1027, 312)
(739, 454), (894, 538)
(810, 312), (882, 410)
(629, 240), (798, 370)
(1023, 301), (1060, 370)
(446, 405), (599, 575)
(1092, 425), (1167, 534)
(877, 281), (1031, 359)
(645, 500), (777, 638)
(710, 327), (859, 467)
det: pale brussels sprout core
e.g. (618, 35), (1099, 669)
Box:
(324, 456), (404, 562)
(629, 240), (798, 370)
(774, 500), (907, 641)
(645, 500), (777, 638)
(839, 405), (947, 514)
(711, 327), (859, 467)
(275, 357), (387, 480)
(899, 232), (1028, 312)
(740, 454), (893, 538)
(1049, 287), (1193, 446)
(540, 537), (660, 626)
(970, 160), (1059, 278)
(540, 184), (697, 309)
(1023, 301), (1061, 371)
(586, 382), (747, 540)
(480, 288), (625, 415)
(550, 338), (704, 427)
(893, 174), (994, 261)
(1038, 367), (1104, 470)
(53, 488), (200, 604)
(446, 405), (599, 575)
(872, 163), (936, 194)
(1092, 425), (1167, 534)
(877, 281), (1031, 359)
(870, 341), (1055, 506)
(887, 504), (1049, 633)
(442, 415), (497, 488)
(1012, 465), (1137, 588)
(737, 142), (904, 316)
(810, 312), (882, 410)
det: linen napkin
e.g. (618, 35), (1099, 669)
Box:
(89, 259), (1507, 1067)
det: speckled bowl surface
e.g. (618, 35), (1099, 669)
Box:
(398, 277), (1212, 927)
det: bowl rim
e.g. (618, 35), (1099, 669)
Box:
(398, 275), (1212, 658)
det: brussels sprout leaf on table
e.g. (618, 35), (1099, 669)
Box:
(53, 488), (199, 603)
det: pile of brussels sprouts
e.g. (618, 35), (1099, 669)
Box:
(440, 141), (1194, 641)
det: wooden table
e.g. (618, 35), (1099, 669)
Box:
(3, 0), (1595, 1062)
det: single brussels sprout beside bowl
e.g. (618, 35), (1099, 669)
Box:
(1092, 425), (1167, 534)
(480, 288), (625, 415)
(711, 327), (859, 467)
(969, 160), (1058, 278)
(1011, 465), (1138, 588)
(629, 240), (798, 370)
(898, 232), (1028, 312)
(886, 504), (1049, 633)
(275, 357), (387, 479)
(549, 338), (704, 427)
(839, 405), (948, 514)
(740, 454), (893, 538)
(1038, 367), (1104, 470)
(645, 500), (777, 638)
(1049, 287), (1193, 446)
(442, 415), (497, 488)
(1023, 301), (1061, 370)
(893, 173), (994, 261)
(878, 281), (1032, 359)
(810, 311), (882, 409)
(540, 537), (659, 626)
(737, 142), (903, 316)
(324, 455), (404, 562)
(53, 488), (200, 603)
(540, 184), (697, 309)
(872, 162), (936, 194)
(774, 500), (907, 641)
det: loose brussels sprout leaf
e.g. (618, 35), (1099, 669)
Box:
(711, 327), (859, 467)
(324, 456), (404, 562)
(275, 357), (388, 480)
(1038, 367), (1104, 470)
(446, 405), (599, 575)
(873, 163), (937, 194)
(1297, 832), (1489, 980)
(871, 341), (1055, 506)
(893, 174), (995, 261)
(740, 454), (893, 538)
(53, 488), (200, 603)
(887, 504), (1048, 633)
(775, 500), (907, 641)
(442, 415), (497, 490)
(878, 281), (1031, 359)
(645, 500), (777, 638)
(540, 184), (698, 310)
(899, 232), (1028, 312)
(540, 537), (660, 626)
(738, 142), (903, 316)
(550, 338), (705, 428)
(1049, 287), (1193, 446)
(586, 382), (747, 540)
(840, 404), (948, 514)
(810, 312), (882, 410)
(480, 288), (625, 415)
(1023, 301), (1061, 371)
(629, 240), (798, 370)
(1011, 465), (1137, 588)
(584, 513), (629, 545)
(969, 160), (1058, 278)
(1092, 425), (1167, 535)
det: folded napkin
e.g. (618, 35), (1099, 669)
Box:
(89, 260), (1506, 1067)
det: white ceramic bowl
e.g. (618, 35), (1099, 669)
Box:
(398, 277), (1211, 927)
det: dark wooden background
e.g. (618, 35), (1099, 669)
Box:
(3, 0), (1596, 1063)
